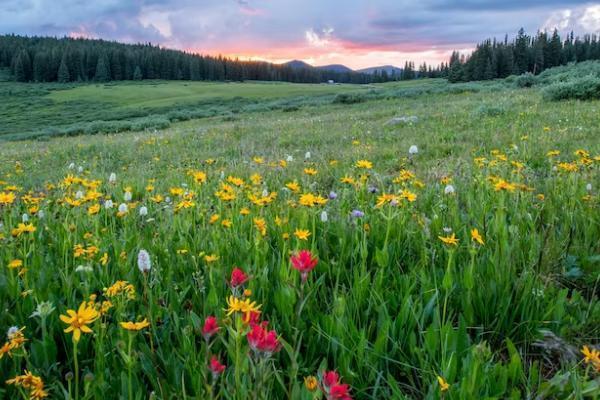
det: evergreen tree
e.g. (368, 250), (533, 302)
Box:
(94, 54), (110, 81)
(57, 56), (70, 83)
(133, 65), (143, 80)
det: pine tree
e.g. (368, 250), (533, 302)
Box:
(94, 54), (110, 81)
(133, 65), (143, 80)
(57, 56), (70, 83)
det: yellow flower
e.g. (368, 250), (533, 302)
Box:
(303, 168), (317, 176)
(298, 193), (328, 207)
(88, 204), (100, 215)
(438, 233), (459, 246)
(8, 259), (23, 269)
(204, 254), (219, 263)
(285, 181), (301, 193)
(253, 156), (264, 164)
(11, 223), (36, 237)
(254, 218), (267, 237)
(209, 214), (220, 224)
(340, 175), (356, 185)
(240, 207), (250, 216)
(0, 191), (16, 205)
(304, 376), (318, 391)
(59, 301), (99, 342)
(120, 319), (150, 331)
(225, 296), (261, 321)
(546, 150), (560, 157)
(294, 229), (311, 241)
(581, 345), (600, 365)
(221, 219), (232, 228)
(470, 228), (484, 245)
(437, 376), (449, 392)
(100, 253), (109, 266)
(6, 370), (48, 399)
(355, 159), (373, 169)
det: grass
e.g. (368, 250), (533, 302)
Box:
(0, 76), (599, 399)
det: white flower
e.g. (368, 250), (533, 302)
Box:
(139, 206), (148, 216)
(68, 162), (75, 170)
(320, 210), (328, 222)
(75, 265), (93, 273)
(137, 249), (152, 273)
(21, 213), (29, 223)
(220, 170), (225, 179)
(286, 155), (294, 162)
(118, 203), (128, 214)
(586, 183), (592, 192)
(75, 190), (84, 199)
(262, 189), (269, 197)
(30, 301), (55, 319)
(104, 199), (114, 209)
(109, 173), (117, 184)
(444, 185), (455, 195)
(124, 191), (132, 202)
(77, 166), (83, 173)
(7, 326), (20, 339)
(409, 145), (418, 155)
(443, 227), (453, 233)
(304, 151), (311, 159)
(37, 210), (45, 219)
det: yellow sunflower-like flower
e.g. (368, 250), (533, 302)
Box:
(59, 301), (99, 342)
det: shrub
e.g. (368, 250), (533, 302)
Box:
(332, 93), (366, 104)
(542, 75), (600, 101)
(515, 72), (536, 88)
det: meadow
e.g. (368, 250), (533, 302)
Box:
(0, 68), (599, 399)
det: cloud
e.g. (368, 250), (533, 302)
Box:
(1, 0), (598, 69)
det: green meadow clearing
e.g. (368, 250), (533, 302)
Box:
(0, 66), (599, 399)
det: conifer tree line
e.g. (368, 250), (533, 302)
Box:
(447, 28), (600, 82)
(0, 35), (389, 84)
(0, 35), (450, 84)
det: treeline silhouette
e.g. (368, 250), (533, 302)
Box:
(0, 35), (385, 84)
(448, 28), (600, 82)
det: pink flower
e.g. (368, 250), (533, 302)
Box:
(247, 322), (281, 356)
(230, 267), (249, 288)
(201, 316), (219, 341)
(208, 355), (226, 376)
(322, 371), (340, 389)
(328, 383), (352, 400)
(290, 250), (318, 282)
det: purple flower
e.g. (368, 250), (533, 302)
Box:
(328, 191), (338, 200)
(351, 209), (364, 218)
(368, 186), (378, 194)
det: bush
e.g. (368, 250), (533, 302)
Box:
(332, 93), (366, 104)
(542, 75), (600, 101)
(515, 72), (536, 88)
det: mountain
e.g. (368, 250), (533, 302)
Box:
(284, 60), (353, 73)
(357, 65), (403, 75)
(316, 64), (354, 73)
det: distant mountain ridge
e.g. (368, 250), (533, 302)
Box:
(284, 60), (401, 75)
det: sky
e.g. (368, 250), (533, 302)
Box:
(2, 1), (600, 69)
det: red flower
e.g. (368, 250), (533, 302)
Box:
(230, 267), (249, 288)
(322, 370), (340, 389)
(247, 322), (281, 355)
(243, 310), (261, 325)
(328, 383), (352, 400)
(201, 316), (219, 341)
(290, 250), (318, 282)
(208, 355), (226, 376)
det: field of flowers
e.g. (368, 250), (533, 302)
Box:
(0, 86), (599, 399)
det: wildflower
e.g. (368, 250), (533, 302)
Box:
(124, 191), (132, 202)
(253, 217), (267, 236)
(305, 151), (311, 159)
(304, 168), (318, 176)
(329, 191), (338, 200)
(8, 259), (23, 269)
(30, 301), (55, 319)
(586, 183), (592, 192)
(444, 184), (455, 195)
(225, 296), (262, 322)
(230, 267), (249, 288)
(59, 301), (99, 342)
(355, 160), (373, 169)
(88, 204), (100, 215)
(202, 316), (220, 341)
(139, 206), (148, 216)
(294, 229), (311, 241)
(247, 322), (281, 355)
(204, 254), (219, 263)
(470, 228), (485, 245)
(103, 280), (136, 300)
(208, 356), (226, 377)
(409, 145), (418, 155)
(437, 376), (449, 392)
(120, 319), (150, 331)
(286, 155), (294, 162)
(286, 181), (301, 193)
(438, 233), (459, 246)
(137, 249), (151, 273)
(581, 345), (600, 366)
(108, 173), (117, 184)
(117, 203), (128, 216)
(5, 370), (48, 399)
(304, 376), (318, 392)
(351, 209), (364, 218)
(104, 199), (114, 209)
(291, 250), (318, 282)
(329, 383), (352, 400)
(320, 210), (328, 222)
(11, 223), (36, 237)
(0, 191), (16, 205)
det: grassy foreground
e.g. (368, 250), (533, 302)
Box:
(0, 82), (599, 399)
